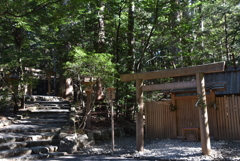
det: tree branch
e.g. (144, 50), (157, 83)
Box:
(0, 0), (62, 18)
(136, 0), (160, 72)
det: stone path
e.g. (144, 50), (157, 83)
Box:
(0, 96), (70, 160)
(79, 136), (240, 160)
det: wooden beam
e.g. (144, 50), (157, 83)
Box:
(162, 85), (226, 94)
(196, 73), (211, 155)
(120, 62), (225, 82)
(136, 79), (144, 152)
(143, 81), (227, 92)
(143, 80), (196, 91)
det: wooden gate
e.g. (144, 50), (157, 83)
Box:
(145, 101), (176, 139)
(145, 95), (240, 140)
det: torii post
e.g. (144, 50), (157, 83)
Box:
(120, 62), (225, 154)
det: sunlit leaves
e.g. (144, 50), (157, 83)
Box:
(65, 47), (117, 86)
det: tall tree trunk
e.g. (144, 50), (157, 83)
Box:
(13, 27), (26, 109)
(199, 1), (205, 57)
(170, 0), (179, 68)
(94, 1), (106, 53)
(19, 58), (25, 109)
(115, 7), (122, 103)
(127, 0), (135, 73)
(224, 12), (229, 61)
(93, 1), (105, 100)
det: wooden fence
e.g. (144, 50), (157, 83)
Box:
(145, 95), (240, 140)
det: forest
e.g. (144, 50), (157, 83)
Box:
(0, 0), (239, 117)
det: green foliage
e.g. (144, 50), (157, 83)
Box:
(65, 47), (117, 87)
(169, 103), (177, 112)
(0, 92), (9, 109)
(0, 0), (239, 111)
(195, 93), (207, 108)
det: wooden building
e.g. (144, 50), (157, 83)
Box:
(144, 67), (240, 141)
(120, 62), (227, 155)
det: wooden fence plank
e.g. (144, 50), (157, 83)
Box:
(165, 103), (169, 138)
(216, 97), (221, 139)
(229, 96), (235, 140)
(155, 103), (159, 138)
(237, 97), (240, 138)
(220, 96), (226, 139)
(160, 103), (164, 138)
(220, 98), (227, 138)
(153, 102), (156, 138)
(225, 96), (231, 139)
(145, 103), (148, 139)
(232, 96), (239, 139)
(219, 97), (225, 139)
(216, 97), (221, 140)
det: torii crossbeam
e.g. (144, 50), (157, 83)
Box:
(120, 62), (225, 155)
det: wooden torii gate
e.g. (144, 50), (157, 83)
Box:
(120, 62), (225, 155)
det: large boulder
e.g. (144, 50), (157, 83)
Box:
(58, 133), (79, 154)
(58, 133), (94, 154)
(91, 127), (125, 142)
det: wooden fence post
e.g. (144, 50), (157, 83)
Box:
(107, 87), (115, 153)
(196, 73), (211, 155)
(86, 90), (92, 129)
(136, 79), (144, 151)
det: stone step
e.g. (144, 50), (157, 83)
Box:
(0, 139), (59, 151)
(0, 97), (70, 160)
(17, 110), (70, 119)
(40, 103), (70, 106)
(25, 95), (65, 101)
(31, 109), (70, 113)
(0, 120), (12, 128)
(30, 145), (58, 154)
(0, 132), (59, 144)
(0, 147), (31, 159)
(7, 151), (67, 160)
(27, 113), (69, 119)
(0, 123), (63, 133)
(0, 145), (59, 159)
(37, 106), (70, 110)
(16, 119), (68, 124)
(25, 101), (70, 105)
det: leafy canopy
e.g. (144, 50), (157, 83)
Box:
(65, 47), (116, 87)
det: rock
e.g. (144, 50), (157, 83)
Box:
(101, 129), (111, 140)
(59, 132), (95, 154)
(78, 134), (89, 148)
(58, 134), (78, 154)
(86, 133), (95, 146)
(68, 117), (75, 126)
(93, 130), (101, 141)
(114, 127), (125, 137)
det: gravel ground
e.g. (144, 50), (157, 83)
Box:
(79, 136), (240, 160)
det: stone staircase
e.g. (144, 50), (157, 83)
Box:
(0, 96), (71, 160)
